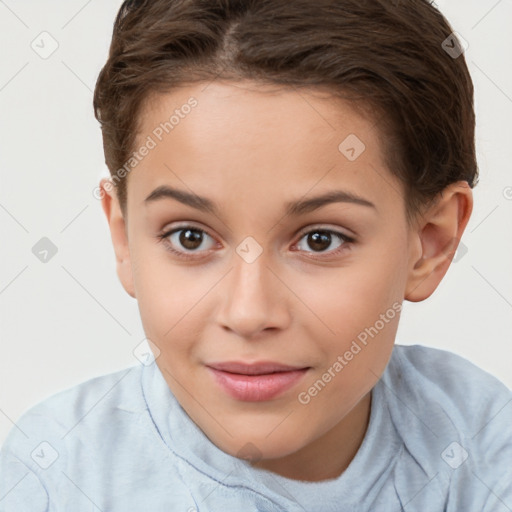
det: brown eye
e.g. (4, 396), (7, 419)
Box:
(178, 228), (204, 250)
(295, 228), (354, 257)
(159, 226), (216, 259)
(306, 231), (333, 252)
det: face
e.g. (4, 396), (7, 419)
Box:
(106, 80), (420, 479)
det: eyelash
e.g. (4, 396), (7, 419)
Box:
(157, 224), (356, 261)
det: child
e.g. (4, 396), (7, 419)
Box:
(1, 0), (511, 510)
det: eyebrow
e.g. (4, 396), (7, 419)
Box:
(144, 185), (376, 216)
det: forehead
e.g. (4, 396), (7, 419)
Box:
(128, 80), (402, 216)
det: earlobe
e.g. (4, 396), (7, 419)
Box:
(99, 178), (136, 299)
(405, 181), (473, 302)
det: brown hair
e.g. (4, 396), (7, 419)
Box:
(93, 0), (478, 224)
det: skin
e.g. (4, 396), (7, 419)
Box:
(100, 80), (473, 482)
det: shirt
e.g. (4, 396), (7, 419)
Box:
(1, 343), (511, 511)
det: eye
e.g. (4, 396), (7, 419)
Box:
(293, 227), (355, 258)
(157, 224), (355, 261)
(158, 225), (216, 260)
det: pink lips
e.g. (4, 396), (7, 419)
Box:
(206, 361), (310, 402)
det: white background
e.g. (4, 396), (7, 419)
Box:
(1, 0), (511, 447)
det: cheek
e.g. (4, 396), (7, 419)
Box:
(131, 246), (210, 342)
(300, 271), (401, 403)
(299, 252), (405, 333)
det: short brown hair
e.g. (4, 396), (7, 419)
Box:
(93, 0), (478, 224)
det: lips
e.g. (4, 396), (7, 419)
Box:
(205, 361), (311, 401)
(206, 361), (309, 375)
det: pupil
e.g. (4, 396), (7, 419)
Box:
(308, 231), (331, 252)
(180, 229), (202, 250)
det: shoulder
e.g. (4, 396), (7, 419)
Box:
(383, 344), (512, 501)
(10, 363), (144, 439)
(389, 343), (511, 407)
(0, 364), (145, 502)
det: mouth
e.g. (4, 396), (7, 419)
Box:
(205, 361), (311, 401)
(206, 361), (310, 375)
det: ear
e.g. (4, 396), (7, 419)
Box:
(405, 181), (473, 302)
(99, 178), (136, 298)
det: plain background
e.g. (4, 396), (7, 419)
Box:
(1, 0), (511, 447)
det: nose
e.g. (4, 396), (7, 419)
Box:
(217, 253), (290, 339)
